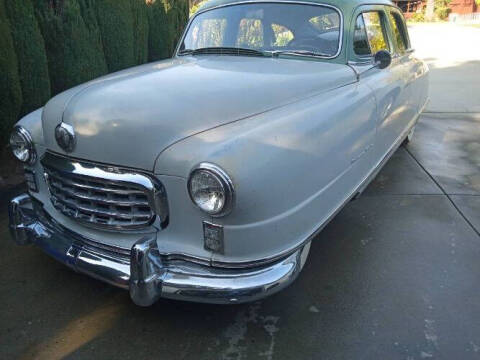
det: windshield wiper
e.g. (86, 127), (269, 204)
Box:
(267, 50), (331, 58)
(178, 47), (272, 57)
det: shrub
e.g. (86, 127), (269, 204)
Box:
(96, 0), (136, 72)
(161, 0), (189, 55)
(0, 0), (189, 152)
(35, 0), (108, 94)
(5, 0), (50, 116)
(410, 12), (426, 22)
(190, 0), (207, 16)
(0, 0), (22, 147)
(131, 0), (149, 65)
(435, 0), (451, 20)
(147, 0), (170, 61)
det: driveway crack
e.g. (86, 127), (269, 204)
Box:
(404, 146), (480, 237)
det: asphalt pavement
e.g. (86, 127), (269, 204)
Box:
(1, 23), (479, 360)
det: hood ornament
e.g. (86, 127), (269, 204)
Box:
(55, 123), (76, 152)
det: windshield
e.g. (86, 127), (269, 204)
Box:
(179, 3), (342, 58)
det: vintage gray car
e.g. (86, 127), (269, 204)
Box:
(8, 0), (428, 305)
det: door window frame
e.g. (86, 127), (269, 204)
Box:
(385, 7), (412, 57)
(348, 5), (395, 65)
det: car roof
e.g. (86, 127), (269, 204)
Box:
(197, 0), (395, 14)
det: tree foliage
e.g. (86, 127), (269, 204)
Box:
(147, 0), (170, 61)
(131, 0), (149, 64)
(5, 0), (50, 116)
(96, 0), (136, 72)
(35, 0), (108, 94)
(0, 0), (22, 148)
(0, 0), (189, 151)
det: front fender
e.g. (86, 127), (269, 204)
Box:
(155, 83), (377, 265)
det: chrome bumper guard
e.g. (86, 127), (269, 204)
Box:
(9, 194), (310, 306)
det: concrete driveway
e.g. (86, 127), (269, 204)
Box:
(1, 23), (479, 360)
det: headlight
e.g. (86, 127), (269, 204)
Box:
(9, 126), (36, 164)
(188, 163), (234, 216)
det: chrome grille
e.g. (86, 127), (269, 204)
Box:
(41, 153), (167, 230)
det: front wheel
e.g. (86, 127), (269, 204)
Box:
(403, 126), (415, 146)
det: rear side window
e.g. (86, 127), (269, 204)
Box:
(354, 11), (389, 56)
(387, 11), (410, 53)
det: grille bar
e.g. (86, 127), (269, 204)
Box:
(41, 153), (167, 230)
(48, 176), (150, 207)
(46, 170), (146, 196)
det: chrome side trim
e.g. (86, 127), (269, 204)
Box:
(176, 1), (344, 60)
(9, 195), (311, 305)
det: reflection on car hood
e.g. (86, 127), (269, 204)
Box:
(42, 56), (356, 171)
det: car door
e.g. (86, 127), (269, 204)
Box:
(348, 5), (410, 161)
(385, 7), (419, 130)
(386, 7), (429, 115)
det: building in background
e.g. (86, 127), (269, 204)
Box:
(393, 0), (425, 18)
(449, 0), (480, 22)
(393, 0), (479, 21)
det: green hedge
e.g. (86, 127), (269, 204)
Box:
(0, 0), (22, 149)
(96, 0), (136, 72)
(1, 0), (189, 151)
(147, 0), (170, 61)
(131, 0), (149, 65)
(35, 0), (109, 94)
(5, 0), (50, 117)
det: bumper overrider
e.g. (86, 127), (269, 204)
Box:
(9, 194), (310, 305)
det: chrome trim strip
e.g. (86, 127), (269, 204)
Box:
(176, 1), (344, 60)
(9, 195), (311, 305)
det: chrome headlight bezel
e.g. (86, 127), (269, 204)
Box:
(187, 163), (235, 217)
(9, 126), (36, 165)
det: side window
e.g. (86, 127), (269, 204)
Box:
(353, 15), (370, 55)
(387, 11), (410, 53)
(271, 24), (294, 47)
(237, 19), (264, 48)
(354, 11), (389, 56)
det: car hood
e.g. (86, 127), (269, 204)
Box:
(42, 56), (356, 171)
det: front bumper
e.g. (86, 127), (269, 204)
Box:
(8, 194), (310, 305)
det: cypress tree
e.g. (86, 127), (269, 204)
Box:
(5, 0), (50, 116)
(34, 1), (66, 94)
(96, 0), (135, 72)
(131, 0), (149, 65)
(0, 0), (22, 149)
(35, 0), (108, 94)
(147, 0), (170, 61)
(162, 0), (189, 55)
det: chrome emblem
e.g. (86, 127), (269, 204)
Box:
(55, 123), (76, 152)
